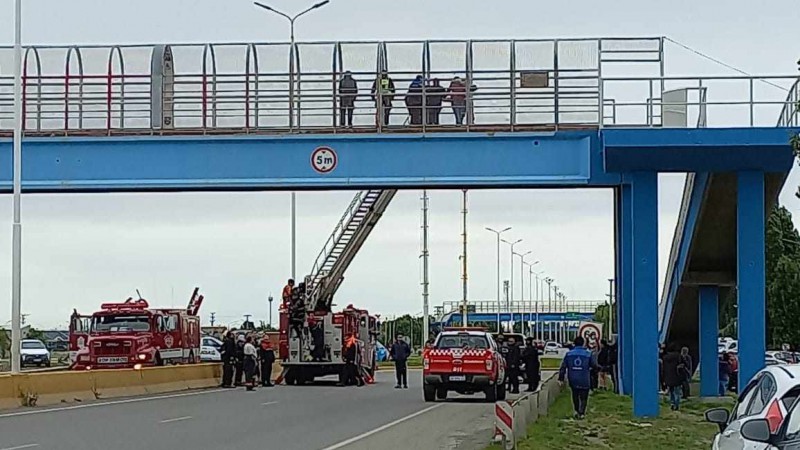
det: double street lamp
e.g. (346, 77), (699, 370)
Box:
(254, 0), (330, 281)
(485, 227), (511, 332)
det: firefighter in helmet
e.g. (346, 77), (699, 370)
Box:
(342, 332), (362, 386)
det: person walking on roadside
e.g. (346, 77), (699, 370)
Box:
(522, 336), (541, 392)
(243, 336), (258, 391)
(506, 336), (521, 394)
(559, 336), (599, 419)
(680, 346), (693, 398)
(338, 70), (358, 128)
(597, 339), (610, 390)
(390, 333), (411, 389)
(662, 344), (685, 410)
(219, 331), (236, 388)
(258, 339), (276, 387)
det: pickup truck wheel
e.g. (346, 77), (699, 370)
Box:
(497, 381), (507, 401)
(436, 388), (447, 400)
(485, 384), (498, 402)
(423, 384), (436, 402)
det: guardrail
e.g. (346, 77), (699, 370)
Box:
(494, 372), (563, 449)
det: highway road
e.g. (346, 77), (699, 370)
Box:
(0, 369), (539, 450)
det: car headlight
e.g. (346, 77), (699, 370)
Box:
(137, 354), (147, 361)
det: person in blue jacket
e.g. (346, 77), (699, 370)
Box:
(559, 336), (600, 419)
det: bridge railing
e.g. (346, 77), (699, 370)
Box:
(0, 38), (662, 134)
(777, 77), (800, 127)
(438, 300), (602, 315)
(0, 39), (796, 135)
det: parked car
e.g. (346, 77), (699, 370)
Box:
(200, 336), (222, 362)
(20, 339), (51, 368)
(706, 365), (800, 450)
(719, 339), (739, 354)
(544, 341), (560, 355)
(731, 394), (800, 449)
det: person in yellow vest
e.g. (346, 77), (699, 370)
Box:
(371, 71), (395, 127)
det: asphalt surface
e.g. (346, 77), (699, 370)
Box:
(0, 369), (533, 450)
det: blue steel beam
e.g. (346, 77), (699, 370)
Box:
(604, 128), (797, 173)
(737, 171), (766, 388)
(699, 286), (720, 397)
(0, 132), (611, 192)
(630, 172), (659, 417)
(618, 184), (633, 395)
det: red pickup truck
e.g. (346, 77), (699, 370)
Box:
(422, 330), (506, 402)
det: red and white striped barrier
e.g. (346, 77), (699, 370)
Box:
(495, 400), (515, 449)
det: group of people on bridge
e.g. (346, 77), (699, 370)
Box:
(338, 71), (478, 127)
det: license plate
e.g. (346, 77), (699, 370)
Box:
(449, 375), (466, 382)
(97, 356), (128, 364)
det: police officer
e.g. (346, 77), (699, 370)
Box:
(506, 336), (521, 394)
(234, 335), (245, 387)
(390, 333), (411, 389)
(522, 336), (541, 392)
(219, 331), (236, 388)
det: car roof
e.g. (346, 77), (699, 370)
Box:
(439, 330), (489, 337)
(21, 339), (43, 343)
(759, 365), (800, 389)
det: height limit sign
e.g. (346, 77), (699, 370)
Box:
(311, 146), (337, 174)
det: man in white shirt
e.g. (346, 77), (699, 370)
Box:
(243, 336), (258, 391)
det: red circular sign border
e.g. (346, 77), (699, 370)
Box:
(311, 146), (338, 174)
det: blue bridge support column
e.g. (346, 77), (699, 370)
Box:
(737, 171), (766, 388)
(699, 285), (720, 397)
(630, 172), (659, 417)
(615, 185), (633, 395)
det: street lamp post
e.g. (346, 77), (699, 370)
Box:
(254, 0), (330, 283)
(268, 295), (274, 328)
(533, 270), (544, 339)
(10, 0), (23, 374)
(545, 278), (553, 341)
(501, 238), (522, 320)
(486, 227), (511, 333)
(512, 250), (531, 334)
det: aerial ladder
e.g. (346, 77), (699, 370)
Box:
(280, 189), (395, 383)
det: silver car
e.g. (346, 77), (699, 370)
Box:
(20, 339), (51, 368)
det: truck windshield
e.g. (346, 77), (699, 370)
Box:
(436, 334), (489, 349)
(92, 315), (150, 332)
(21, 341), (45, 349)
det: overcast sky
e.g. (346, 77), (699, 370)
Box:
(0, 0), (797, 329)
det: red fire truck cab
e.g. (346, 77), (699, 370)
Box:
(70, 289), (204, 370)
(423, 330), (506, 402)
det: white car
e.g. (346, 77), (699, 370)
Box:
(200, 336), (222, 362)
(20, 339), (51, 368)
(706, 365), (800, 450)
(544, 341), (560, 355)
(732, 394), (800, 449)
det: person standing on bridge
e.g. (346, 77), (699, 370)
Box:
(559, 336), (599, 420)
(405, 75), (424, 126)
(338, 71), (358, 128)
(371, 70), (395, 126)
(522, 336), (541, 392)
(390, 333), (411, 389)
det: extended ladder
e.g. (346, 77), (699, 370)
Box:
(305, 190), (397, 312)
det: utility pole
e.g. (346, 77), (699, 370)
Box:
(268, 294), (274, 328)
(10, 0), (23, 375)
(502, 280), (510, 332)
(210, 312), (216, 327)
(461, 190), (468, 327)
(421, 190), (430, 344)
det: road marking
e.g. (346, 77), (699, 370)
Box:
(261, 401), (279, 406)
(1, 444), (39, 450)
(320, 404), (444, 450)
(0, 388), (226, 420)
(160, 416), (192, 424)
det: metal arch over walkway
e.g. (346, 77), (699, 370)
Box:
(0, 35), (798, 417)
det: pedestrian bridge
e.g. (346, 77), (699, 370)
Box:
(0, 36), (797, 417)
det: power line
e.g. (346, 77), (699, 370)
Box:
(663, 37), (789, 92)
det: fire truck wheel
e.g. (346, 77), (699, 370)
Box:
(285, 369), (297, 385)
(423, 384), (436, 402)
(436, 388), (447, 400)
(497, 381), (507, 401)
(484, 384), (498, 402)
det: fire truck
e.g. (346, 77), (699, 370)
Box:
(70, 288), (204, 370)
(279, 190), (395, 385)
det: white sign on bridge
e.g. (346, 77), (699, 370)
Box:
(311, 146), (338, 174)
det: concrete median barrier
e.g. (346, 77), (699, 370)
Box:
(0, 363), (222, 409)
(496, 373), (564, 449)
